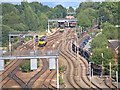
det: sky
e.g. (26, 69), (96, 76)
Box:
(1, 0), (106, 8)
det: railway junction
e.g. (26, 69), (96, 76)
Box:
(0, 4), (119, 90)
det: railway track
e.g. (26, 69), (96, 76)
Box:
(0, 40), (33, 76)
(67, 41), (102, 89)
(104, 77), (117, 89)
(21, 29), (62, 89)
(1, 40), (35, 88)
(58, 30), (81, 89)
(41, 70), (57, 89)
(24, 59), (48, 88)
(58, 29), (103, 89)
(31, 28), (71, 89)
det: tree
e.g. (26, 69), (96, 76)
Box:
(98, 2), (119, 25)
(38, 13), (48, 32)
(2, 3), (19, 15)
(52, 5), (67, 18)
(91, 34), (108, 49)
(90, 48), (114, 64)
(68, 7), (74, 12)
(77, 12), (92, 27)
(3, 12), (21, 26)
(23, 2), (40, 31)
(11, 23), (27, 31)
(1, 25), (15, 46)
(102, 22), (118, 39)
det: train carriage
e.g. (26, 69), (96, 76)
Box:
(38, 36), (47, 47)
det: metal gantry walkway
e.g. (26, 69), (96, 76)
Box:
(0, 50), (59, 71)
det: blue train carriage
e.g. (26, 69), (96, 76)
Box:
(38, 35), (47, 47)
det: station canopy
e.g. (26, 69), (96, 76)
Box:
(48, 18), (78, 23)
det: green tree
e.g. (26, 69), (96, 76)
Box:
(91, 34), (108, 49)
(52, 5), (67, 18)
(98, 2), (118, 25)
(11, 23), (27, 31)
(77, 12), (92, 27)
(38, 13), (48, 32)
(3, 12), (21, 26)
(90, 48), (114, 68)
(2, 3), (19, 15)
(23, 2), (40, 31)
(68, 7), (74, 12)
(1, 25), (15, 46)
(102, 22), (118, 39)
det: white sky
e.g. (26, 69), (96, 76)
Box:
(1, 0), (105, 3)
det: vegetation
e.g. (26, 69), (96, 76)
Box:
(59, 76), (64, 85)
(76, 2), (118, 30)
(20, 60), (39, 72)
(20, 60), (30, 72)
(59, 65), (66, 73)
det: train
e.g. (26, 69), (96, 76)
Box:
(59, 27), (64, 32)
(69, 22), (77, 28)
(35, 35), (47, 47)
(58, 22), (65, 32)
(72, 35), (102, 76)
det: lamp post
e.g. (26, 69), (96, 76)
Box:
(52, 44), (59, 89)
(89, 62), (92, 88)
(109, 62), (112, 88)
(48, 21), (50, 33)
(9, 35), (14, 55)
(57, 58), (59, 89)
(33, 35), (36, 55)
(101, 53), (104, 77)
(9, 35), (12, 53)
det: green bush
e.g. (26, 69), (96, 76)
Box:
(59, 65), (66, 73)
(20, 60), (40, 72)
(20, 60), (30, 72)
(59, 76), (64, 85)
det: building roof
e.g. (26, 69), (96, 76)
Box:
(108, 40), (120, 50)
(65, 16), (74, 19)
(48, 18), (78, 22)
(108, 40), (120, 54)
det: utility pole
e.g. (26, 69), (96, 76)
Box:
(109, 62), (112, 88)
(48, 21), (50, 33)
(92, 68), (93, 77)
(9, 35), (11, 53)
(89, 62), (92, 88)
(52, 44), (59, 90)
(57, 58), (59, 90)
(76, 28), (78, 76)
(101, 53), (104, 77)
(116, 71), (118, 89)
(33, 35), (35, 55)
